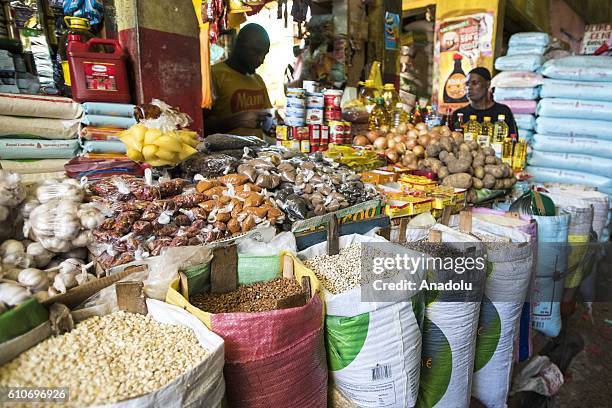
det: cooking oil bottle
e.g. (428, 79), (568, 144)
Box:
(492, 114), (509, 157)
(369, 97), (389, 130)
(393, 102), (409, 127)
(512, 136), (527, 171)
(382, 83), (398, 122)
(502, 133), (516, 165)
(478, 116), (494, 147)
(464, 115), (480, 142)
(359, 79), (380, 113)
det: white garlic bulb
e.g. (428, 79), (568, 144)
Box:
(18, 268), (49, 292)
(0, 170), (26, 207)
(48, 287), (59, 297)
(0, 283), (30, 306)
(71, 231), (92, 248)
(77, 204), (105, 230)
(59, 258), (84, 276)
(26, 242), (54, 268)
(0, 239), (25, 257)
(75, 273), (96, 286)
(53, 273), (77, 294)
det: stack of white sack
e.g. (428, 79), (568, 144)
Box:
(0, 93), (82, 174)
(493, 32), (550, 142)
(527, 56), (612, 204)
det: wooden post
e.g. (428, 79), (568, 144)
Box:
(116, 281), (147, 314)
(327, 215), (340, 256)
(428, 230), (442, 243)
(398, 217), (409, 244)
(378, 225), (392, 241)
(210, 245), (238, 293)
(459, 210), (472, 234)
(282, 254), (295, 279)
(440, 206), (452, 226)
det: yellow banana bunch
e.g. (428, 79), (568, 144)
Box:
(119, 124), (199, 166)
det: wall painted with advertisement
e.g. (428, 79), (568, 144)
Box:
(403, 0), (506, 112)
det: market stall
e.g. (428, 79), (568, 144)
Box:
(0, 0), (611, 407)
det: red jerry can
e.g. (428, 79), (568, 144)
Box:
(67, 38), (131, 103)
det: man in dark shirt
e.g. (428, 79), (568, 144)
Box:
(453, 67), (518, 136)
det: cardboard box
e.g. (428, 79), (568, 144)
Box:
(385, 197), (432, 218)
(360, 169), (398, 185)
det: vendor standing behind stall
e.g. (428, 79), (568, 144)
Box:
(204, 23), (272, 138)
(453, 67), (518, 136)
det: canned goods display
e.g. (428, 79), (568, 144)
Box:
(286, 106), (306, 118)
(324, 107), (342, 121)
(300, 140), (311, 153)
(276, 125), (289, 141)
(306, 92), (324, 108)
(303, 81), (319, 93)
(285, 117), (305, 127)
(292, 126), (309, 141)
(323, 89), (343, 110)
(286, 97), (306, 108)
(286, 88), (306, 98)
(308, 124), (321, 143)
(329, 121), (345, 144)
(343, 121), (352, 138)
(306, 108), (324, 125)
(321, 126), (329, 143)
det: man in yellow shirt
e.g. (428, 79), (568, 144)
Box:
(205, 23), (273, 137)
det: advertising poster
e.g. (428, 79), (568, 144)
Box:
(434, 12), (494, 113)
(385, 12), (401, 50)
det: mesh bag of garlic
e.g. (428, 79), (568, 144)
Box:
(299, 233), (425, 408)
(0, 299), (225, 408)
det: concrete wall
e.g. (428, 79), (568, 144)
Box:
(550, 0), (586, 53)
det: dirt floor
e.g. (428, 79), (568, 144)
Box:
(553, 302), (612, 408)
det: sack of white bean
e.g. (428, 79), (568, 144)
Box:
(299, 234), (425, 408)
(0, 299), (225, 407)
(166, 252), (328, 408)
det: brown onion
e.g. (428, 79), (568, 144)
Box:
(430, 133), (441, 142)
(397, 123), (408, 134)
(413, 145), (425, 158)
(380, 125), (390, 134)
(407, 130), (419, 139)
(394, 134), (404, 143)
(353, 135), (369, 146)
(407, 123), (415, 130)
(385, 149), (399, 163)
(418, 134), (431, 146)
(440, 126), (452, 136)
(405, 139), (418, 149)
(415, 122), (428, 131)
(373, 137), (388, 150)
(388, 138), (397, 149)
(395, 142), (407, 154)
(367, 130), (380, 143)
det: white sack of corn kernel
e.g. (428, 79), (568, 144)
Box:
(417, 224), (483, 408)
(468, 222), (533, 408)
(299, 234), (425, 408)
(0, 299), (225, 408)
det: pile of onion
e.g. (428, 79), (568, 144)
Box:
(352, 124), (457, 169)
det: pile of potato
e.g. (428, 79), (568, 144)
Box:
(354, 123), (516, 200)
(420, 135), (516, 199)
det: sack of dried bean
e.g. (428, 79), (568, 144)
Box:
(165, 252), (328, 408)
(0, 299), (225, 407)
(299, 234), (425, 408)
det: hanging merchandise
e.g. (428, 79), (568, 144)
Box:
(63, 0), (104, 26)
(192, 1), (212, 108)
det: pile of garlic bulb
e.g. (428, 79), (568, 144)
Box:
(23, 179), (106, 253)
(0, 171), (26, 241)
(0, 257), (97, 312)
